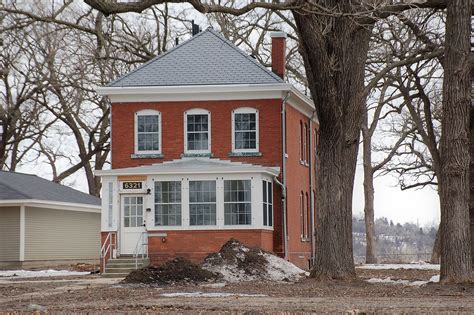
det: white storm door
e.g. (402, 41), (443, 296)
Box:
(120, 195), (145, 255)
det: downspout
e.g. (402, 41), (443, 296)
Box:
(276, 92), (290, 260)
(309, 111), (317, 266)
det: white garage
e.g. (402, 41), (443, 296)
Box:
(0, 171), (101, 268)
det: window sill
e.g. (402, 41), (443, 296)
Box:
(131, 153), (164, 159)
(300, 237), (310, 242)
(181, 153), (213, 158)
(228, 151), (262, 157)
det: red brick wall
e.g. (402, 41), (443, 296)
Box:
(146, 229), (273, 265)
(111, 99), (282, 168)
(110, 98), (285, 261)
(284, 105), (313, 270)
(108, 98), (316, 269)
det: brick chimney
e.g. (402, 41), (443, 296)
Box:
(270, 31), (287, 79)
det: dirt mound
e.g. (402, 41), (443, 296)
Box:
(123, 257), (220, 285)
(202, 238), (307, 282)
(70, 263), (98, 273)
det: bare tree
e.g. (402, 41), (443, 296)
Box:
(1, 0), (193, 195)
(82, 0), (459, 280)
(438, 0), (471, 283)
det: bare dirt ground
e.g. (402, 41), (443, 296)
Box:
(1, 268), (474, 314)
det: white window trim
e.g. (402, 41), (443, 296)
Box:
(231, 107), (259, 153)
(184, 108), (211, 154)
(143, 173), (272, 231)
(189, 180), (217, 226)
(262, 179), (273, 227)
(154, 180), (183, 227)
(134, 109), (162, 155)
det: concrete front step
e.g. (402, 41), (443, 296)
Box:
(102, 272), (130, 278)
(102, 257), (149, 278)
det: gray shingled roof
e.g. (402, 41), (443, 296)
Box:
(0, 171), (100, 206)
(108, 28), (285, 87)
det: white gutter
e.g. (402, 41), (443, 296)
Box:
(279, 92), (290, 260)
(309, 110), (318, 266)
(0, 199), (101, 212)
(96, 83), (293, 96)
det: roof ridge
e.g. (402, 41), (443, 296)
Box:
(206, 28), (285, 83)
(107, 30), (210, 87)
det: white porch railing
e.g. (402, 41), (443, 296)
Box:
(133, 231), (148, 269)
(100, 232), (116, 273)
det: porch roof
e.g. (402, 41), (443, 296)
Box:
(95, 158), (280, 177)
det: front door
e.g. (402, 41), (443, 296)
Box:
(120, 195), (145, 255)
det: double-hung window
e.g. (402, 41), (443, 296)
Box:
(185, 109), (210, 153)
(262, 180), (273, 227)
(154, 181), (182, 226)
(135, 109), (161, 154)
(232, 108), (259, 152)
(224, 180), (252, 225)
(189, 180), (217, 226)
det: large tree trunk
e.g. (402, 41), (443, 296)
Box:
(470, 62), (474, 269)
(293, 1), (371, 279)
(439, 0), (472, 283)
(430, 225), (441, 264)
(361, 111), (377, 264)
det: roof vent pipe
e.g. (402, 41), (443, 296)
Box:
(192, 20), (200, 36)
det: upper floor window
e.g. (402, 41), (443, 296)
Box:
(135, 109), (161, 154)
(232, 108), (259, 152)
(185, 109), (210, 153)
(300, 121), (309, 164)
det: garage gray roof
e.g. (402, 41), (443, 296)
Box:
(107, 28), (284, 87)
(0, 171), (100, 206)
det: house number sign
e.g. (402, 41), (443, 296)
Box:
(122, 182), (143, 190)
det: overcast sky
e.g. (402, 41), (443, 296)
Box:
(352, 163), (440, 227)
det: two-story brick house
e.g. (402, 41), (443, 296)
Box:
(96, 28), (318, 271)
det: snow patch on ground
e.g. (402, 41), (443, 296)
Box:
(357, 263), (440, 270)
(264, 253), (309, 281)
(0, 269), (90, 278)
(161, 292), (267, 298)
(367, 275), (439, 287)
(202, 239), (308, 282)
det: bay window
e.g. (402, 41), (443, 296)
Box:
(224, 180), (252, 225)
(189, 180), (217, 226)
(155, 181), (182, 226)
(263, 180), (273, 227)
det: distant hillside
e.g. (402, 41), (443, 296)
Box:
(353, 217), (437, 263)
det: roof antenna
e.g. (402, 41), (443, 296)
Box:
(192, 20), (200, 36)
(175, 37), (179, 46)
